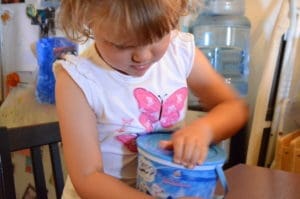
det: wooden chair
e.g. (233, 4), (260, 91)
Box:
(0, 122), (64, 199)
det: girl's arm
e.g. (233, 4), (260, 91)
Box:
(160, 47), (248, 168)
(55, 68), (152, 199)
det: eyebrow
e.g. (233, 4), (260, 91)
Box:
(105, 39), (137, 47)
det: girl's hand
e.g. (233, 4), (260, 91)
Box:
(159, 122), (213, 168)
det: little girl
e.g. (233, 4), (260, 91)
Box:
(55, 0), (248, 198)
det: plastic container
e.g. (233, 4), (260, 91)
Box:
(136, 133), (228, 199)
(36, 37), (77, 104)
(191, 13), (251, 96)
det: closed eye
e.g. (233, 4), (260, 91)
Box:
(114, 44), (137, 50)
(105, 41), (136, 50)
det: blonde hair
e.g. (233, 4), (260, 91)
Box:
(58, 0), (188, 44)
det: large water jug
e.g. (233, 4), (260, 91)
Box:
(190, 0), (251, 97)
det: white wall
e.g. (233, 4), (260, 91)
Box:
(245, 0), (283, 113)
(245, 0), (300, 165)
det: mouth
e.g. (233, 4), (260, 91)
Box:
(131, 64), (151, 71)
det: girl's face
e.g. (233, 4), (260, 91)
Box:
(93, 28), (171, 77)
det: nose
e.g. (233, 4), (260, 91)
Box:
(132, 46), (152, 63)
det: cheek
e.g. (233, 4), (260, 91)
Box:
(98, 46), (130, 65)
(152, 35), (171, 59)
(153, 43), (169, 60)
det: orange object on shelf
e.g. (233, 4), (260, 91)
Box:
(6, 72), (20, 96)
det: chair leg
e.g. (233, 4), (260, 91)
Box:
(0, 128), (17, 199)
(30, 146), (48, 199)
(49, 143), (64, 199)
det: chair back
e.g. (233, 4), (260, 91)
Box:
(0, 122), (64, 199)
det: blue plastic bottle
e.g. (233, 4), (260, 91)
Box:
(191, 0), (251, 97)
(36, 37), (77, 104)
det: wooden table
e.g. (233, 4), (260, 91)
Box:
(215, 164), (300, 199)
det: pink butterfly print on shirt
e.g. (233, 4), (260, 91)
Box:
(116, 134), (138, 152)
(115, 118), (137, 152)
(134, 87), (188, 132)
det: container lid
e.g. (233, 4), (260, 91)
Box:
(201, 0), (245, 15)
(137, 133), (227, 168)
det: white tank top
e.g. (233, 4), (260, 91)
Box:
(55, 30), (195, 198)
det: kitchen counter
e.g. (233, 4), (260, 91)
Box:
(0, 84), (57, 128)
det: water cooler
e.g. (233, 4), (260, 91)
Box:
(188, 0), (251, 109)
(186, 0), (251, 167)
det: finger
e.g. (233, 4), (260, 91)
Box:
(189, 144), (201, 168)
(159, 140), (173, 150)
(182, 141), (195, 168)
(197, 146), (209, 165)
(172, 138), (184, 164)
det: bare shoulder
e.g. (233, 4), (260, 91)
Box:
(53, 60), (70, 77)
(54, 64), (88, 113)
(54, 63), (78, 91)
